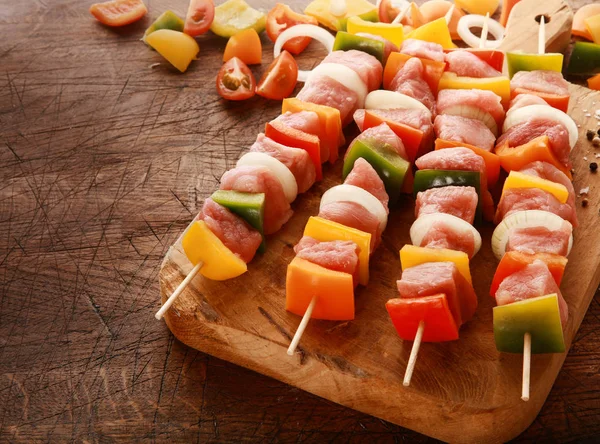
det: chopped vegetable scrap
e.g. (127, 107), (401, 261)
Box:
(90, 0), (147, 27)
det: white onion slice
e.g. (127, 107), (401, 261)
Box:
(320, 184), (388, 231)
(237, 152), (298, 203)
(491, 210), (573, 260)
(274, 24), (335, 83)
(440, 105), (498, 136)
(410, 213), (482, 258)
(365, 90), (432, 119)
(502, 104), (578, 149)
(307, 63), (368, 109)
(457, 14), (505, 49)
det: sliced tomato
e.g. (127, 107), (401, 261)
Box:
(223, 28), (262, 64)
(256, 51), (298, 101)
(266, 4), (318, 55)
(184, 0), (215, 36)
(216, 57), (256, 101)
(378, 0), (400, 23)
(90, 0), (147, 27)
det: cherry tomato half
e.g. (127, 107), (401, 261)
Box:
(256, 51), (298, 101)
(266, 4), (318, 55)
(184, 0), (215, 37)
(89, 0), (147, 27)
(216, 57), (256, 101)
(223, 28), (262, 65)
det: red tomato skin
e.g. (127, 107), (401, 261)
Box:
(216, 57), (256, 101)
(256, 51), (298, 100)
(90, 0), (147, 27)
(266, 4), (318, 55)
(184, 0), (215, 37)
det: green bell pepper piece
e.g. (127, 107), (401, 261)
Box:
(333, 31), (385, 63)
(143, 10), (184, 43)
(566, 42), (600, 76)
(413, 169), (482, 222)
(493, 294), (565, 354)
(342, 138), (410, 204)
(337, 9), (379, 32)
(506, 52), (564, 79)
(211, 190), (266, 252)
(210, 0), (266, 38)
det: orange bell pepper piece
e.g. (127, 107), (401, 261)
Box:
(282, 98), (344, 163)
(363, 110), (424, 163)
(383, 52), (446, 94)
(511, 88), (569, 113)
(286, 257), (355, 320)
(490, 251), (567, 298)
(435, 138), (501, 187)
(588, 73), (600, 90)
(495, 135), (572, 179)
(223, 28), (262, 65)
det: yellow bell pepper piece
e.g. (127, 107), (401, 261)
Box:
(400, 245), (472, 284)
(584, 14), (600, 44)
(346, 15), (404, 47)
(182, 220), (247, 280)
(502, 171), (569, 204)
(304, 0), (378, 31)
(145, 29), (199, 72)
(406, 17), (457, 49)
(303, 216), (371, 285)
(506, 52), (564, 79)
(438, 72), (510, 107)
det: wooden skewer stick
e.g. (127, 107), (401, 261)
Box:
(538, 15), (546, 55)
(522, 332), (532, 401)
(287, 296), (317, 356)
(444, 4), (455, 25)
(391, 3), (411, 25)
(403, 321), (425, 386)
(155, 262), (203, 320)
(479, 13), (490, 49)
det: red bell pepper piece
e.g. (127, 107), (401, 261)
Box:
(386, 294), (459, 342)
(511, 88), (570, 113)
(443, 48), (505, 72)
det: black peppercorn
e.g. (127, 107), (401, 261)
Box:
(588, 129), (596, 141)
(582, 198), (589, 207)
(591, 162), (598, 172)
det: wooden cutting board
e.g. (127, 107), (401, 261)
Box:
(159, 1), (600, 442)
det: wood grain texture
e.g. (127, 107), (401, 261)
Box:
(1, 0), (600, 443)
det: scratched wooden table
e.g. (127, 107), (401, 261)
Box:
(1, 0), (599, 442)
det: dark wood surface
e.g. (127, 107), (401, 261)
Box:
(1, 0), (599, 442)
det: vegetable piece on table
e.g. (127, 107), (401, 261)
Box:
(304, 216), (371, 286)
(502, 171), (569, 204)
(211, 190), (266, 251)
(566, 42), (600, 76)
(455, 0), (499, 16)
(495, 136), (572, 179)
(216, 57), (256, 100)
(506, 53), (564, 79)
(418, 0), (465, 40)
(588, 73), (600, 90)
(282, 98), (344, 162)
(383, 52), (445, 93)
(346, 15), (404, 47)
(182, 220), (248, 280)
(386, 294), (459, 342)
(499, 0), (521, 27)
(286, 257), (355, 320)
(266, 4), (318, 55)
(184, 0), (215, 36)
(145, 29), (199, 72)
(304, 0), (378, 31)
(434, 139), (500, 187)
(437, 72), (510, 108)
(584, 14), (600, 44)
(90, 0), (147, 27)
(144, 10), (184, 42)
(343, 129), (410, 204)
(490, 251), (567, 298)
(256, 51), (299, 100)
(406, 17), (456, 49)
(211, 0), (266, 37)
(333, 31), (385, 63)
(493, 294), (565, 353)
(223, 28), (262, 64)
(573, 4), (600, 40)
(400, 244), (472, 284)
